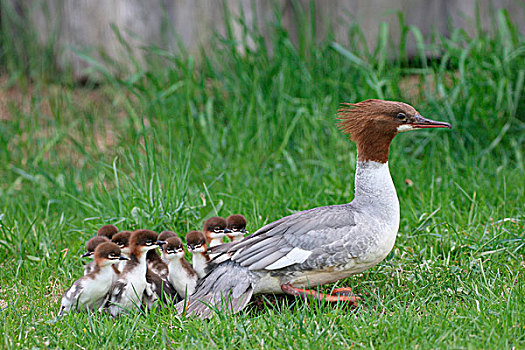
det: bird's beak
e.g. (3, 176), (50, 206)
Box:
(224, 229), (232, 234)
(412, 114), (451, 129)
(119, 256), (130, 260)
(241, 228), (248, 234)
(81, 252), (92, 258)
(156, 240), (167, 246)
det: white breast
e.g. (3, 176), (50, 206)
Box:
(113, 259), (148, 311)
(255, 161), (400, 294)
(168, 259), (197, 297)
(192, 254), (208, 279)
(77, 267), (114, 310)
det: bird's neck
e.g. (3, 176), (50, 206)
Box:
(352, 160), (399, 219)
(168, 256), (184, 269)
(124, 251), (148, 274)
(208, 238), (223, 247)
(192, 251), (210, 266)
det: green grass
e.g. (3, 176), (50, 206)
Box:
(0, 4), (524, 349)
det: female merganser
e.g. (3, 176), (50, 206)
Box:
(203, 217), (231, 247)
(82, 236), (110, 275)
(108, 229), (161, 316)
(59, 242), (128, 315)
(226, 214), (248, 242)
(97, 224), (119, 240)
(186, 231), (210, 279)
(162, 236), (198, 298)
(177, 99), (451, 318)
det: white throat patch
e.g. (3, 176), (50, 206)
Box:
(397, 124), (414, 132)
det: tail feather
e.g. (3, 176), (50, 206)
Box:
(176, 261), (253, 319)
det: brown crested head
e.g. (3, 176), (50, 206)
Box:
(97, 225), (119, 239)
(186, 231), (207, 249)
(337, 99), (451, 163)
(129, 229), (159, 253)
(202, 217), (228, 233)
(84, 236), (110, 257)
(93, 242), (123, 264)
(158, 231), (177, 241)
(163, 236), (183, 253)
(112, 231), (132, 249)
(226, 214), (247, 231)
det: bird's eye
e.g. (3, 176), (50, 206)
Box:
(396, 113), (407, 121)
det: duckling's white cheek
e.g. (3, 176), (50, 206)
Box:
(100, 259), (112, 267)
(141, 245), (158, 252)
(209, 232), (225, 239)
(122, 248), (130, 255)
(176, 252), (185, 259)
(192, 247), (205, 253)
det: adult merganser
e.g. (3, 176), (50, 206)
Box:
(202, 217), (231, 247)
(97, 225), (119, 240)
(177, 99), (451, 318)
(186, 231), (210, 279)
(108, 230), (161, 316)
(226, 215), (248, 242)
(59, 242), (128, 315)
(82, 236), (110, 275)
(162, 236), (198, 298)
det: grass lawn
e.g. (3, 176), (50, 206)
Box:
(0, 7), (523, 349)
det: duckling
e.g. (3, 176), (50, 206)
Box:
(59, 242), (127, 315)
(162, 236), (198, 298)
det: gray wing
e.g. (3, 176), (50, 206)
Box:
(176, 261), (253, 319)
(226, 204), (358, 271)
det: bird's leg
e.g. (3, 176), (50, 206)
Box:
(280, 284), (359, 304)
(329, 287), (355, 296)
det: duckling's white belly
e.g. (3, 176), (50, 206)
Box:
(192, 254), (209, 279)
(124, 276), (147, 307)
(169, 265), (197, 297)
(78, 269), (114, 309)
(114, 267), (148, 311)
